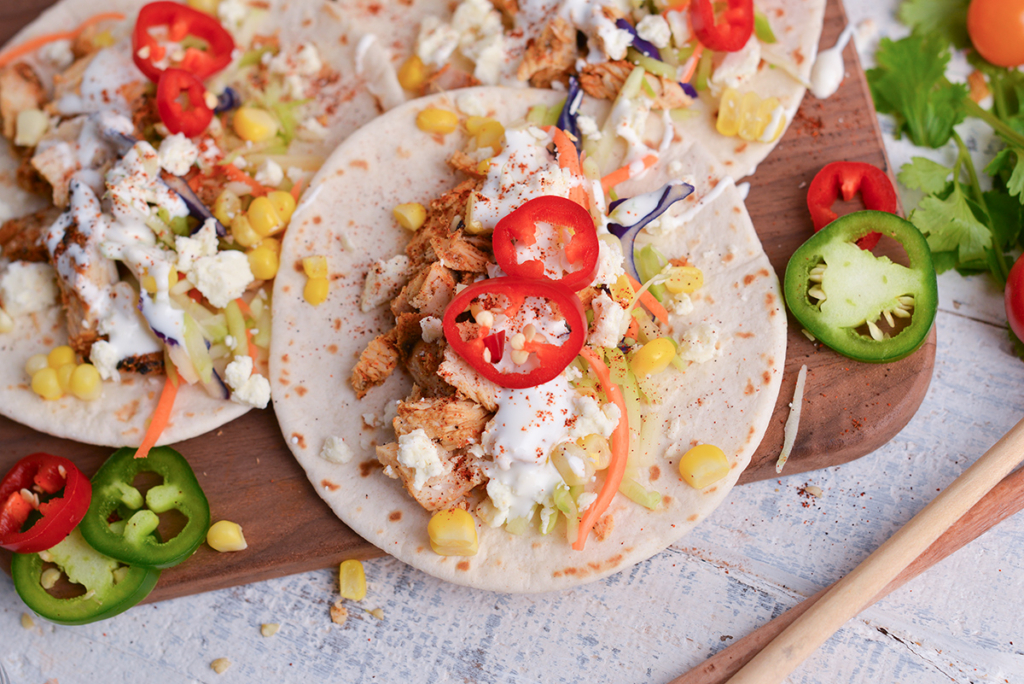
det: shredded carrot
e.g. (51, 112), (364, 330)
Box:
(601, 154), (658, 195)
(626, 273), (670, 325)
(0, 12), (125, 70)
(187, 172), (207, 193)
(234, 298), (260, 367)
(625, 315), (639, 341)
(679, 44), (705, 84)
(545, 126), (590, 209)
(220, 163), (270, 196)
(573, 348), (629, 551)
(135, 374), (179, 460)
(289, 177), (305, 203)
(660, 0), (691, 13)
(233, 297), (252, 317)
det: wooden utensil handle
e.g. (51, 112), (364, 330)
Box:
(723, 415), (1024, 684)
(670, 466), (1024, 684)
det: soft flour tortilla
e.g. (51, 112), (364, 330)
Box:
(270, 87), (787, 593)
(0, 0), (446, 446)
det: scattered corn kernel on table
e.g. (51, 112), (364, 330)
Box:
(3, 0), (1024, 682)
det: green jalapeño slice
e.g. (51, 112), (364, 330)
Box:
(784, 210), (938, 363)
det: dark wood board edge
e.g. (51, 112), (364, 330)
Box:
(0, 0), (934, 602)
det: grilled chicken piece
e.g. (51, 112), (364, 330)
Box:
(46, 182), (119, 357)
(0, 63), (45, 141)
(430, 229), (491, 273)
(350, 327), (401, 398)
(0, 207), (61, 262)
(491, 0), (518, 19)
(650, 76), (693, 110)
(406, 178), (481, 266)
(516, 18), (577, 89)
(393, 396), (492, 450)
(406, 339), (454, 398)
(579, 60), (634, 100)
(437, 345), (499, 412)
(447, 150), (487, 178)
(405, 261), (456, 316)
(51, 55), (94, 111)
(117, 351), (164, 375)
(376, 442), (484, 512)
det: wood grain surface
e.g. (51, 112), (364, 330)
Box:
(0, 0), (934, 602)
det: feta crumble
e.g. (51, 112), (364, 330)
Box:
(675, 322), (720, 363)
(0, 262), (58, 317)
(224, 355), (270, 408)
(89, 340), (121, 381)
(157, 134), (199, 176)
(191, 251), (254, 308)
(174, 220), (219, 274)
(577, 492), (598, 512)
(588, 292), (629, 347)
(254, 159), (284, 187)
(420, 316), (444, 343)
(396, 428), (445, 490)
(321, 436), (354, 464)
(636, 15), (671, 49)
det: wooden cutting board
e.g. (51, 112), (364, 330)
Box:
(0, 0), (933, 602)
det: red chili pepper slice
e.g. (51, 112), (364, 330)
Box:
(807, 161), (899, 250)
(0, 453), (91, 554)
(132, 1), (235, 83)
(156, 68), (214, 137)
(442, 277), (586, 389)
(691, 0), (755, 52)
(492, 196), (600, 292)
(482, 330), (506, 364)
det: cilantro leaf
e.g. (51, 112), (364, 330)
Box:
(867, 32), (968, 148)
(983, 189), (1024, 249)
(930, 250), (958, 274)
(1008, 150), (1024, 200)
(898, 0), (970, 49)
(898, 157), (953, 194)
(910, 183), (992, 262)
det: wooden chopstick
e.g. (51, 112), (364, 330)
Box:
(720, 415), (1024, 684)
(670, 465), (1024, 684)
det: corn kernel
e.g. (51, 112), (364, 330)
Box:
(56, 362), (76, 392)
(736, 91), (763, 141)
(393, 202), (426, 231)
(665, 266), (704, 294)
(267, 190), (296, 224)
(21, 613), (34, 629)
(304, 276), (329, 306)
(14, 109), (49, 148)
(338, 559), (366, 600)
(475, 119), (504, 152)
(0, 307), (13, 333)
(210, 658), (231, 674)
(25, 353), (49, 377)
(465, 116), (489, 135)
(233, 107), (278, 142)
(48, 345), (75, 369)
(186, 0), (220, 14)
(32, 367), (63, 401)
(427, 508), (479, 556)
(260, 237), (282, 255)
(629, 338), (676, 377)
(716, 87), (742, 137)
(260, 623), (280, 637)
(610, 274), (634, 305)
(247, 245), (280, 280)
(141, 268), (178, 294)
(397, 54), (427, 91)
(550, 441), (592, 486)
(579, 433), (612, 470)
(302, 256), (328, 278)
(416, 107), (458, 134)
(476, 158), (492, 175)
(678, 444), (730, 489)
(213, 189), (242, 226)
(70, 363), (102, 401)
(247, 196), (284, 237)
(230, 214), (262, 248)
(207, 520), (248, 552)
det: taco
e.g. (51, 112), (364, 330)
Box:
(270, 86), (787, 592)
(0, 0), (447, 446)
(397, 0), (826, 180)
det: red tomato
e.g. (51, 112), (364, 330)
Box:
(968, 0), (1024, 68)
(1006, 253), (1024, 341)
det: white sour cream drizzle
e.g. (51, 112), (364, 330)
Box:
(57, 41), (145, 116)
(810, 24), (854, 100)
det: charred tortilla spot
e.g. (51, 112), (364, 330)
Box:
(662, 495), (672, 506)
(321, 479), (340, 491)
(736, 331), (754, 339)
(334, 319), (342, 331)
(763, 370), (773, 385)
(295, 386), (308, 396)
(745, 381), (755, 395)
(687, 513), (698, 522)
(734, 143), (747, 153)
(282, 284), (291, 293)
(281, 354), (289, 363)
(388, 510), (402, 521)
(351, 160), (369, 170)
(593, 515), (614, 541)
(707, 486), (718, 493)
(705, 295), (715, 305)
(649, 465), (661, 481)
(327, 344), (338, 354)
(313, 216), (322, 224)
(724, 252), (734, 262)
(279, 377), (290, 385)
(456, 560), (470, 571)
(291, 433), (306, 449)
(733, 206), (741, 214)
(115, 399), (140, 423)
(359, 460), (382, 477)
(794, 48), (805, 65)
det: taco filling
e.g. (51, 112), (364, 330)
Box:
(348, 88), (734, 552)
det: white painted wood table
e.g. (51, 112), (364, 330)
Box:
(3, 1), (1023, 682)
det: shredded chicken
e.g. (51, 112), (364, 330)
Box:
(437, 345), (499, 412)
(447, 150), (488, 178)
(405, 179), (481, 266)
(0, 207), (61, 262)
(516, 18), (577, 89)
(350, 328), (401, 398)
(0, 63), (45, 141)
(404, 261), (456, 316)
(376, 442), (484, 511)
(405, 340), (453, 397)
(393, 396), (492, 450)
(429, 229), (491, 273)
(579, 60), (634, 101)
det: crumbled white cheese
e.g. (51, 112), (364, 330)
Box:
(157, 134), (199, 176)
(40, 39), (74, 69)
(360, 255), (411, 312)
(191, 251), (254, 308)
(232, 156), (248, 169)
(588, 292), (629, 347)
(396, 428), (445, 490)
(596, 19), (634, 60)
(457, 92), (487, 117)
(321, 436), (354, 464)
(484, 478), (514, 525)
(675, 322), (720, 363)
(670, 292), (694, 315)
(286, 166), (310, 185)
(218, 0), (248, 27)
(592, 239), (625, 286)
(254, 159), (284, 187)
(297, 117), (328, 141)
(224, 355), (270, 408)
(174, 220), (219, 274)
(577, 115), (601, 140)
(567, 395), (621, 441)
(420, 316), (444, 343)
(269, 43), (322, 77)
(0, 262), (58, 317)
(416, 16), (461, 66)
(577, 492), (598, 512)
(665, 10), (693, 47)
(709, 34), (761, 94)
(361, 413), (380, 428)
(636, 15), (671, 49)
(89, 340), (120, 381)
